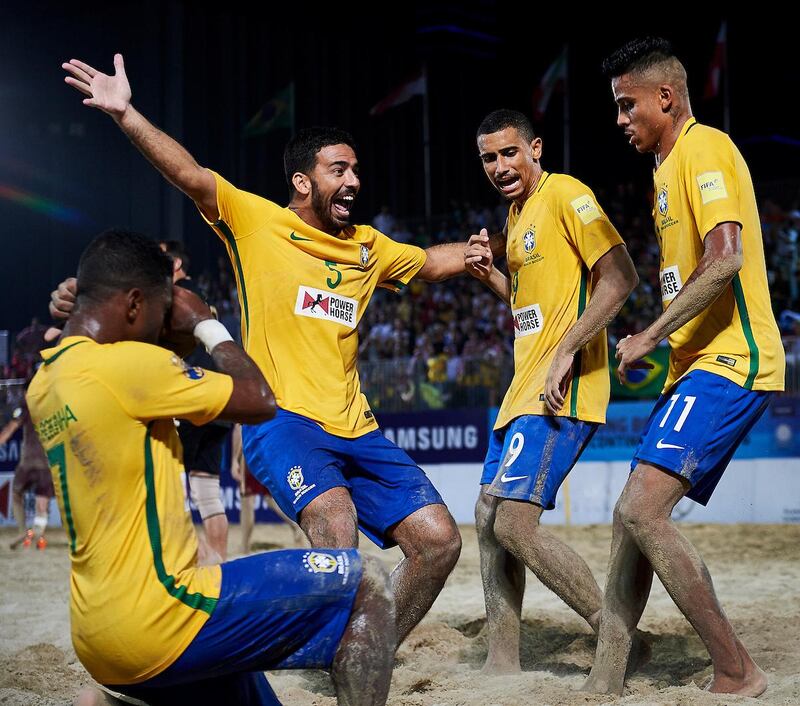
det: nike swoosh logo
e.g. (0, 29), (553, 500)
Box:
(290, 232), (312, 241)
(500, 472), (528, 483)
(656, 439), (684, 450)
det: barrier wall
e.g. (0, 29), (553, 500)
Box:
(1, 397), (797, 527)
(384, 396), (800, 525)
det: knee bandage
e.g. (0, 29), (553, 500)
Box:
(33, 514), (48, 536)
(189, 474), (225, 520)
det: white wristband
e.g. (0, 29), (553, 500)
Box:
(193, 319), (233, 353)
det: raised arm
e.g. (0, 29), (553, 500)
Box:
(168, 286), (275, 424)
(62, 54), (218, 220)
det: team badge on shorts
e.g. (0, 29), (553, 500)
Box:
(302, 551), (351, 581)
(287, 465), (317, 505)
(287, 466), (304, 490)
(303, 551), (338, 573)
(360, 244), (369, 268)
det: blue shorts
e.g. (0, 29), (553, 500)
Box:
(481, 415), (598, 510)
(106, 549), (362, 706)
(632, 370), (771, 505)
(242, 409), (445, 548)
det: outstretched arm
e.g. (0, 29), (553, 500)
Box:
(62, 54), (218, 220)
(417, 228), (506, 282)
(164, 286), (275, 424)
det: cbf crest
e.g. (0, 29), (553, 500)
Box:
(360, 244), (370, 268)
(657, 186), (668, 216)
(523, 227), (536, 253)
(302, 550), (351, 581)
(303, 551), (338, 573)
(287, 465), (304, 491)
(170, 354), (204, 380)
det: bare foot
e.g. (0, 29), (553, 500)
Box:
(580, 672), (624, 696)
(480, 654), (521, 675)
(707, 665), (768, 698)
(581, 630), (645, 694)
(582, 650), (629, 696)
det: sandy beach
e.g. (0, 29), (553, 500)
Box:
(2, 522), (798, 706)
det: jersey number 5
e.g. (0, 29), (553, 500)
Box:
(325, 261), (342, 289)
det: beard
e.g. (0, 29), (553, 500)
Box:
(310, 178), (349, 233)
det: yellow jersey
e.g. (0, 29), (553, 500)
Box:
(495, 172), (624, 429)
(27, 336), (233, 685)
(653, 118), (784, 391)
(202, 172), (427, 438)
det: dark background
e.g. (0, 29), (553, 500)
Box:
(1, 4), (797, 333)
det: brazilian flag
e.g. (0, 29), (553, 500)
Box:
(243, 84), (295, 138)
(610, 346), (670, 399)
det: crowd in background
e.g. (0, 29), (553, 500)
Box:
(4, 180), (799, 409)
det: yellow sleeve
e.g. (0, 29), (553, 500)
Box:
(198, 171), (282, 240)
(100, 342), (234, 425)
(557, 180), (624, 269)
(374, 230), (428, 292)
(683, 135), (742, 239)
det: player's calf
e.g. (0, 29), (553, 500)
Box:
(388, 504), (461, 644)
(475, 488), (525, 675)
(332, 556), (396, 705)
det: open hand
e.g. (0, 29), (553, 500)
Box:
(62, 54), (131, 118)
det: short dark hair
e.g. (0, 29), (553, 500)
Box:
(160, 239), (190, 274)
(77, 229), (173, 303)
(283, 127), (356, 192)
(477, 109), (536, 143)
(602, 37), (676, 79)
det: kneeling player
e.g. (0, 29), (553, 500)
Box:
(33, 230), (395, 706)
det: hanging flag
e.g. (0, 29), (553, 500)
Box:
(243, 83), (295, 138)
(609, 346), (669, 399)
(369, 71), (426, 117)
(704, 21), (727, 100)
(532, 46), (567, 120)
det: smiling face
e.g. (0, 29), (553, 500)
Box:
(477, 127), (543, 205)
(306, 143), (360, 232)
(611, 73), (670, 154)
